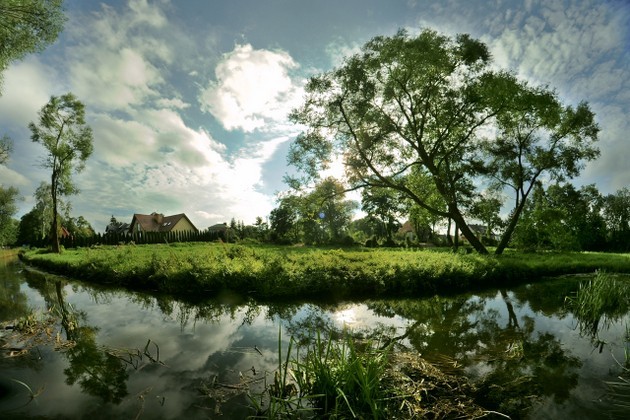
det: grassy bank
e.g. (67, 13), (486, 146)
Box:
(18, 243), (630, 300)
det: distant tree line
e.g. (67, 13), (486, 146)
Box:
(263, 178), (630, 252)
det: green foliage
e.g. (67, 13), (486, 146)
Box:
(603, 187), (630, 252)
(361, 186), (404, 242)
(513, 183), (608, 252)
(20, 243), (630, 301)
(289, 28), (600, 255)
(0, 186), (20, 246)
(0, 0), (65, 93)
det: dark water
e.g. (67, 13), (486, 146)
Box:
(1, 256), (629, 419)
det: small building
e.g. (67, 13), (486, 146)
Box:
(129, 212), (198, 234)
(105, 218), (131, 235)
(207, 222), (234, 241)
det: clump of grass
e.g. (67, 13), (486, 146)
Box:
(248, 329), (393, 419)
(296, 331), (391, 418)
(565, 271), (630, 338)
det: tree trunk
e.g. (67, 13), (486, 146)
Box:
(446, 218), (453, 245)
(450, 205), (488, 254)
(51, 175), (60, 253)
(495, 200), (528, 255)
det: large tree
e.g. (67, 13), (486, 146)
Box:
(482, 79), (599, 253)
(300, 177), (357, 244)
(0, 0), (65, 93)
(289, 29), (599, 255)
(30, 93), (93, 252)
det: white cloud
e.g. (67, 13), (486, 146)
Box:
(0, 57), (56, 127)
(199, 44), (304, 133)
(81, 108), (289, 230)
(155, 97), (190, 109)
(64, 1), (173, 111)
(0, 165), (30, 188)
(325, 38), (362, 67)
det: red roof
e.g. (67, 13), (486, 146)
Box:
(130, 212), (198, 233)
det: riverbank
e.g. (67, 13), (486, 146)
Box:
(18, 243), (630, 300)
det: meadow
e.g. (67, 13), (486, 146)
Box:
(18, 243), (630, 301)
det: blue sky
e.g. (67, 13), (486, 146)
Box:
(1, 0), (628, 232)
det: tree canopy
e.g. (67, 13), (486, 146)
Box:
(0, 0), (65, 93)
(289, 29), (599, 254)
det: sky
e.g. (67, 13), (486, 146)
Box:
(1, 0), (628, 233)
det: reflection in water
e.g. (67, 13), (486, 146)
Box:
(365, 292), (583, 416)
(55, 280), (129, 404)
(0, 262), (29, 322)
(1, 259), (630, 419)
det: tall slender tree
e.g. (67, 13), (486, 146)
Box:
(30, 93), (93, 252)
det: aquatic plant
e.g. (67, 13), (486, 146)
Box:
(565, 271), (630, 339)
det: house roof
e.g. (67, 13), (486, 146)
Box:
(207, 223), (229, 232)
(399, 220), (414, 234)
(131, 212), (198, 233)
(106, 222), (131, 234)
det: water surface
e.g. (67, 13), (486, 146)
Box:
(1, 257), (628, 419)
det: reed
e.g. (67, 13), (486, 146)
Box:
(565, 271), (630, 337)
(290, 331), (392, 419)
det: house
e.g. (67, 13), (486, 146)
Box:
(207, 222), (233, 241)
(398, 220), (432, 243)
(105, 217), (131, 235)
(129, 212), (198, 234)
(207, 223), (229, 234)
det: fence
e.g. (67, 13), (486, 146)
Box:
(27, 230), (225, 249)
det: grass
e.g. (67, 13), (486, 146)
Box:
(565, 271), (630, 338)
(17, 243), (630, 301)
(249, 329), (393, 419)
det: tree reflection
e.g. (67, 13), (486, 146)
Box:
(20, 272), (131, 404)
(54, 281), (129, 404)
(0, 264), (30, 322)
(365, 290), (582, 417)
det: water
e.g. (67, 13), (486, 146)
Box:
(1, 256), (629, 419)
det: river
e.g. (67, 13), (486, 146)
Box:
(1, 255), (629, 419)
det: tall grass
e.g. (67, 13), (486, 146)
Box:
(565, 271), (630, 338)
(250, 329), (392, 419)
(19, 244), (630, 301)
(295, 333), (391, 418)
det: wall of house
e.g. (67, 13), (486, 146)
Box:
(172, 218), (196, 233)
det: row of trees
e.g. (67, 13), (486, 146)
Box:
(514, 184), (630, 252)
(260, 174), (630, 252)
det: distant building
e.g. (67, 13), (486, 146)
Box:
(129, 212), (198, 234)
(105, 216), (131, 235)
